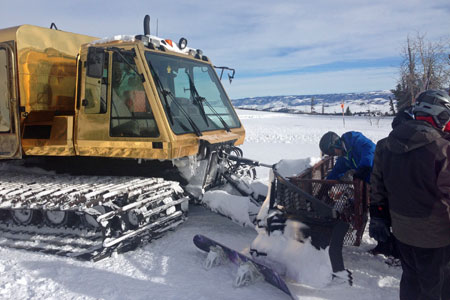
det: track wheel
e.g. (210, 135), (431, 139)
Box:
(81, 206), (106, 229)
(124, 209), (143, 230)
(44, 210), (69, 227)
(11, 209), (42, 225)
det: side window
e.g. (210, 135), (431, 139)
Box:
(84, 52), (108, 114)
(110, 53), (159, 138)
(0, 48), (11, 132)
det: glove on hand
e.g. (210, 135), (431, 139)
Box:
(354, 166), (371, 180)
(369, 217), (390, 243)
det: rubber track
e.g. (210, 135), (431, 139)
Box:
(0, 171), (188, 260)
(0, 212), (185, 261)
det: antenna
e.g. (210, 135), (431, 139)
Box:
(156, 19), (159, 36)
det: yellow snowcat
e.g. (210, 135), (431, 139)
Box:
(0, 16), (250, 260)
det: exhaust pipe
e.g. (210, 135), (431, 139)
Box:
(144, 15), (150, 35)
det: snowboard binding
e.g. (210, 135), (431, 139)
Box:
(233, 261), (263, 287)
(203, 245), (228, 270)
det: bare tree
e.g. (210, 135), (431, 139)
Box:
(416, 34), (449, 91)
(406, 37), (416, 105)
(392, 33), (450, 110)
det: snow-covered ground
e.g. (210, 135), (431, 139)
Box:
(0, 109), (401, 300)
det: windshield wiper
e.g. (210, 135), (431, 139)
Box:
(147, 61), (202, 136)
(186, 73), (209, 126)
(203, 98), (231, 132)
(186, 73), (231, 132)
(146, 63), (174, 126)
(164, 89), (203, 136)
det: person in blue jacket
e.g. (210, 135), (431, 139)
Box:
(319, 131), (376, 182)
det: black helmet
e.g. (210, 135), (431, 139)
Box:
(319, 131), (341, 156)
(413, 89), (450, 129)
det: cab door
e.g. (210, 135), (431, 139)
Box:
(75, 47), (163, 159)
(74, 47), (111, 156)
(0, 42), (21, 159)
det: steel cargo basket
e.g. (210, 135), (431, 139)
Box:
(273, 156), (369, 246)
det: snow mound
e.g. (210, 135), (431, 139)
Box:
(202, 190), (259, 226)
(275, 157), (322, 177)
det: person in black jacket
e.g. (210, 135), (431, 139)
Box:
(369, 107), (414, 259)
(369, 90), (450, 300)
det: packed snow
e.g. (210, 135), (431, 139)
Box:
(0, 109), (402, 300)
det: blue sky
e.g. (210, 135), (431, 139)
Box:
(1, 0), (449, 98)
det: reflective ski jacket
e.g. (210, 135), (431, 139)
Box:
(373, 120), (450, 248)
(326, 131), (375, 183)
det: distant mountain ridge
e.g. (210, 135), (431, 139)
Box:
(231, 91), (395, 115)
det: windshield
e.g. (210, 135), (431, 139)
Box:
(145, 51), (241, 135)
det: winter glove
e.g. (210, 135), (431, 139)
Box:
(369, 217), (390, 243)
(353, 166), (371, 180)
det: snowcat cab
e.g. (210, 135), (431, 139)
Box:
(74, 33), (246, 192)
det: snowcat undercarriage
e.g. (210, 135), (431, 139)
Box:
(0, 171), (188, 261)
(0, 143), (257, 260)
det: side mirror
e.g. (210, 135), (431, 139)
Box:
(86, 47), (105, 78)
(214, 66), (235, 84)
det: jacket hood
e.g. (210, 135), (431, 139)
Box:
(387, 120), (443, 154)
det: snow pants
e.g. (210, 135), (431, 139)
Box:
(396, 239), (450, 300)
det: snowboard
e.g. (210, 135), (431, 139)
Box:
(193, 234), (294, 299)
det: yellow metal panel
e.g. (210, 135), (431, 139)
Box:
(49, 116), (72, 145)
(76, 140), (170, 160)
(15, 25), (97, 112)
(23, 145), (75, 156)
(22, 116), (75, 156)
(0, 26), (20, 43)
(199, 132), (242, 145)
